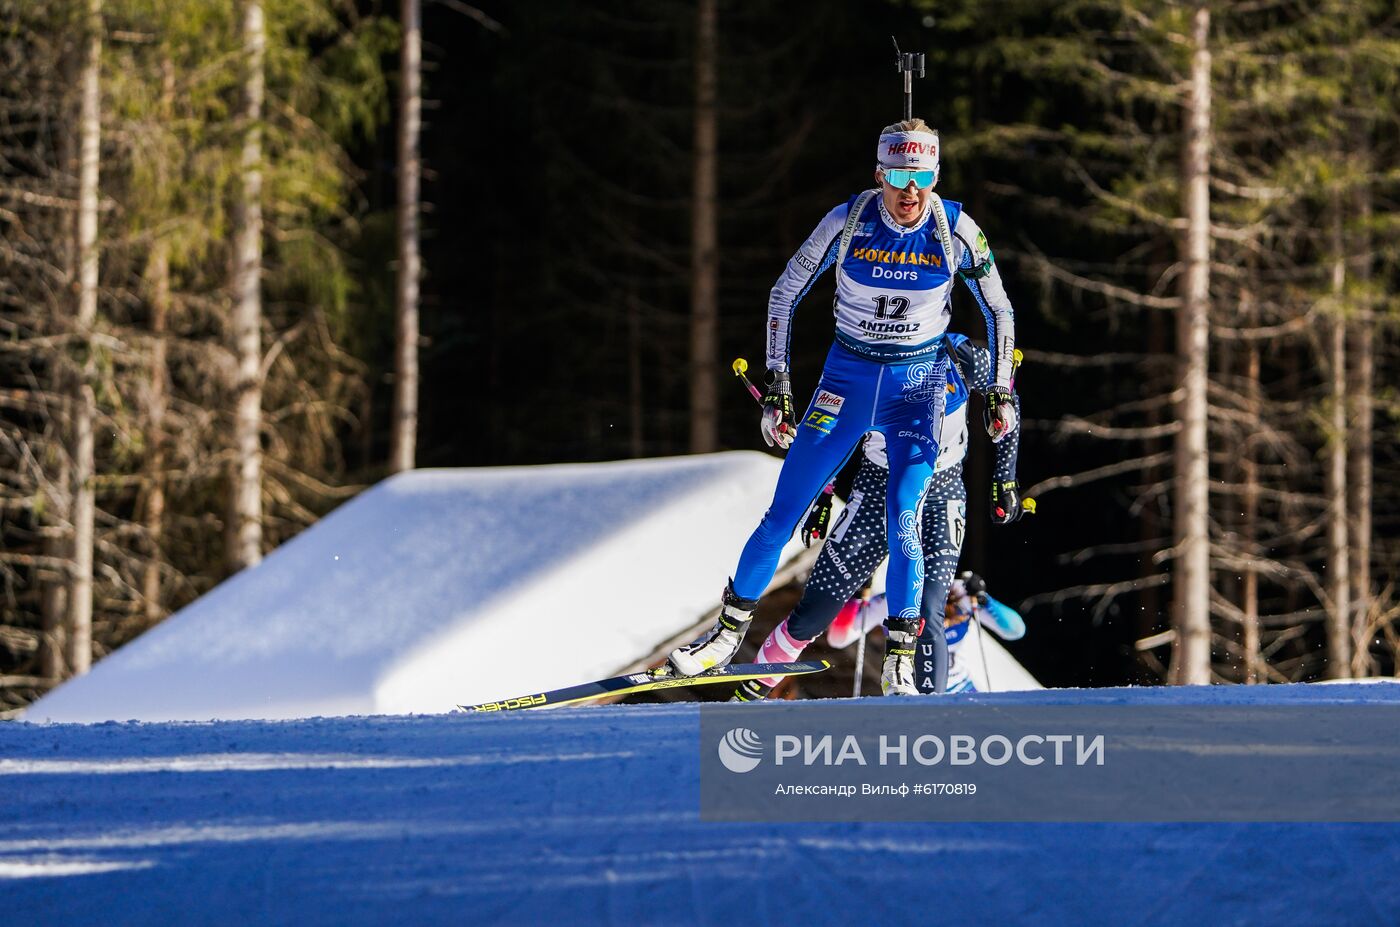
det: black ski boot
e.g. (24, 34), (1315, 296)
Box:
(729, 679), (773, 702)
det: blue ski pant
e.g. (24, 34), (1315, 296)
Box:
(732, 339), (949, 623)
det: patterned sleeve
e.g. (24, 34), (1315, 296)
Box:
(950, 338), (994, 392)
(950, 338), (1020, 482)
(993, 393), (1021, 483)
(952, 209), (1015, 390)
(765, 203), (849, 372)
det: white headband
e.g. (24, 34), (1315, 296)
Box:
(877, 129), (940, 171)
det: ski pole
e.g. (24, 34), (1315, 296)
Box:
(731, 357), (763, 404)
(973, 615), (995, 693)
(853, 629), (866, 698)
(1007, 350), (1038, 517)
(850, 591), (876, 698)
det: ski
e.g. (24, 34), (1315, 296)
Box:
(458, 660), (831, 713)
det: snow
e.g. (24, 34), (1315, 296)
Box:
(3, 685), (1397, 925)
(26, 453), (810, 722)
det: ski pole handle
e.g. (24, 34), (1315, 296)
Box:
(732, 357), (764, 405)
(737, 357), (796, 444)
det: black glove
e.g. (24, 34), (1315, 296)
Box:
(959, 571), (987, 600)
(761, 371), (796, 449)
(990, 478), (1022, 524)
(984, 386), (1018, 442)
(801, 488), (834, 547)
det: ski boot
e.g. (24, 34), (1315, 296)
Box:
(881, 618), (920, 696)
(729, 679), (772, 703)
(668, 580), (758, 677)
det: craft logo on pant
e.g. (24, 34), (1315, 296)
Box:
(718, 728), (764, 773)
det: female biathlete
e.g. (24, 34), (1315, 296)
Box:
(731, 335), (1022, 700)
(668, 118), (1018, 695)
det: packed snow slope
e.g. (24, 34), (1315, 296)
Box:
(27, 453), (809, 722)
(4, 685), (1397, 926)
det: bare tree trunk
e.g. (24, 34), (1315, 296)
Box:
(230, 0), (265, 571)
(1324, 198), (1350, 678)
(41, 448), (70, 679)
(688, 0), (719, 453)
(1169, 3), (1212, 686)
(68, 0), (103, 677)
(1240, 286), (1261, 683)
(1348, 183), (1373, 677)
(142, 55), (175, 625)
(390, 0), (421, 474)
(144, 241), (170, 624)
(41, 49), (80, 681)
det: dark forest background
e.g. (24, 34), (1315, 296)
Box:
(5, 0), (1399, 714)
(397, 1), (1132, 687)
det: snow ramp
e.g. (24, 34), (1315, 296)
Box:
(2, 685), (1397, 925)
(27, 453), (806, 722)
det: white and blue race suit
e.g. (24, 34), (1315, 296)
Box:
(731, 192), (1016, 625)
(944, 583), (1026, 693)
(784, 335), (1022, 694)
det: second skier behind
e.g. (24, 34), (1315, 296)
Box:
(819, 572), (1027, 694)
(668, 118), (1018, 695)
